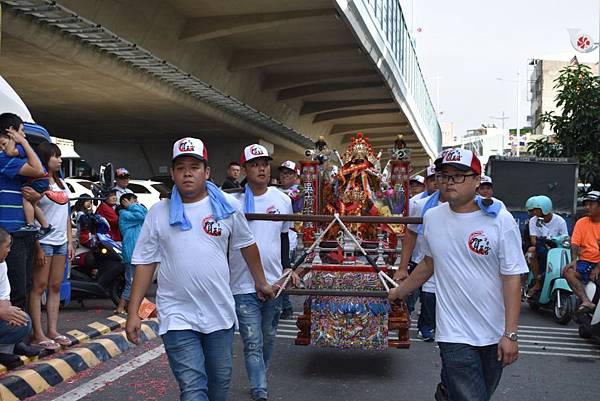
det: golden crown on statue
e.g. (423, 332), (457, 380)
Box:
(342, 132), (378, 166)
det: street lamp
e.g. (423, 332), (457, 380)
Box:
(496, 74), (522, 156)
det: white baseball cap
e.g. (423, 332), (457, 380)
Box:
(240, 144), (273, 164)
(425, 165), (436, 178)
(278, 160), (300, 175)
(172, 137), (208, 161)
(410, 175), (425, 184)
(480, 175), (493, 185)
(440, 148), (482, 175)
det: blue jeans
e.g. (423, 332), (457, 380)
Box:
(161, 327), (234, 401)
(417, 291), (436, 333)
(438, 342), (503, 401)
(121, 263), (135, 301)
(0, 316), (31, 352)
(234, 293), (282, 400)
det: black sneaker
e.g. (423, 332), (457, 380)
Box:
(13, 342), (43, 357)
(15, 224), (38, 233)
(434, 382), (448, 401)
(280, 310), (294, 320)
(36, 225), (55, 240)
(0, 353), (23, 370)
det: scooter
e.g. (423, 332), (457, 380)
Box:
(526, 235), (577, 324)
(577, 279), (600, 343)
(70, 228), (126, 307)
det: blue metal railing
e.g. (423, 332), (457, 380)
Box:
(361, 0), (442, 151)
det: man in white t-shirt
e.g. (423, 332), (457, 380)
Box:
(396, 165), (439, 282)
(389, 148), (528, 401)
(0, 227), (33, 369)
(230, 145), (297, 401)
(125, 138), (274, 401)
(277, 160), (303, 320)
(525, 195), (568, 295)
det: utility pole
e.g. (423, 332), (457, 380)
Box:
(490, 111), (509, 129)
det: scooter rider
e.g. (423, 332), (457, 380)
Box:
(525, 195), (568, 296)
(564, 191), (600, 314)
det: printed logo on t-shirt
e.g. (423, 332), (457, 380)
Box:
(468, 230), (491, 255)
(266, 205), (280, 214)
(202, 215), (222, 237)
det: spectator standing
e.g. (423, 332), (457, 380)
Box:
(115, 193), (147, 314)
(28, 143), (73, 350)
(0, 113), (45, 357)
(221, 162), (242, 190)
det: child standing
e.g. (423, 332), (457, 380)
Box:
(116, 193), (147, 314)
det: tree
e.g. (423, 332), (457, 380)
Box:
(528, 63), (600, 190)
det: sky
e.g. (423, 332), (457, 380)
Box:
(399, 0), (600, 136)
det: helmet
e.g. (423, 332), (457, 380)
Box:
(525, 196), (538, 211)
(583, 190), (600, 203)
(528, 195), (553, 215)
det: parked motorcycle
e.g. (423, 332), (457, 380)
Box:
(71, 231), (125, 306)
(525, 235), (577, 324)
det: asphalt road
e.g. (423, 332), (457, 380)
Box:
(25, 298), (600, 401)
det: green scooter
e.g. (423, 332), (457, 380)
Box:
(526, 235), (577, 325)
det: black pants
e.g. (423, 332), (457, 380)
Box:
(5, 232), (36, 310)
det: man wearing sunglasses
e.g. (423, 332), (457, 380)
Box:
(390, 148), (527, 401)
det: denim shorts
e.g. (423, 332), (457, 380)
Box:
(40, 242), (68, 257)
(576, 260), (597, 284)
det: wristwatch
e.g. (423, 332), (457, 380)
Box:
(503, 332), (518, 341)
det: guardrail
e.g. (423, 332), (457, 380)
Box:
(345, 0), (442, 153)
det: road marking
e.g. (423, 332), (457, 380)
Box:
(49, 345), (166, 401)
(277, 320), (600, 359)
(520, 350), (600, 359)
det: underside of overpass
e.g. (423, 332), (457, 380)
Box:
(0, 0), (440, 180)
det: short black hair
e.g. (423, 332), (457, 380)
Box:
(120, 193), (138, 206)
(0, 113), (23, 137)
(0, 227), (10, 245)
(228, 162), (240, 168)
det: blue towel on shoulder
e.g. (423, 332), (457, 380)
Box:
(169, 181), (235, 231)
(244, 183), (255, 213)
(475, 195), (502, 217)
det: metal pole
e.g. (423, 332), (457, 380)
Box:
(516, 71), (521, 156)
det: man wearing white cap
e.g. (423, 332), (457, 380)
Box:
(230, 145), (297, 401)
(114, 167), (133, 203)
(277, 160), (303, 320)
(390, 148), (528, 401)
(409, 175), (425, 197)
(478, 175), (506, 209)
(125, 138), (274, 401)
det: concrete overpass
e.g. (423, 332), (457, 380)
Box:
(0, 0), (441, 182)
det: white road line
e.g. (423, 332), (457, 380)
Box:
(520, 339), (600, 348)
(519, 333), (589, 342)
(520, 350), (600, 359)
(518, 324), (578, 332)
(520, 344), (600, 353)
(50, 345), (166, 401)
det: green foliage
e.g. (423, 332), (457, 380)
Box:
(529, 63), (600, 190)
